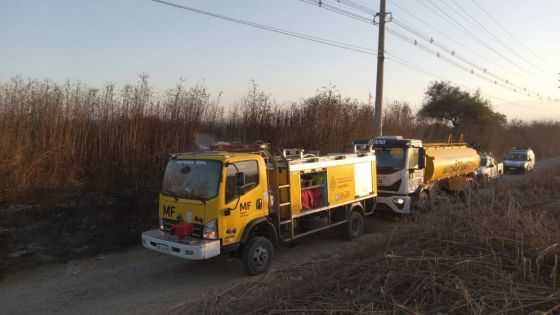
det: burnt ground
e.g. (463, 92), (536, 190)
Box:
(0, 187), (158, 274)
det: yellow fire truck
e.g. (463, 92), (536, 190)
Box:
(141, 143), (377, 275)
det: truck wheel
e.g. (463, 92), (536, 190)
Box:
(343, 211), (364, 240)
(482, 175), (490, 187)
(242, 236), (274, 276)
(413, 191), (431, 213)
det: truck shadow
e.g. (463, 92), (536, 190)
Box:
(167, 212), (401, 280)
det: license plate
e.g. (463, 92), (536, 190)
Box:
(508, 167), (516, 170)
(156, 243), (169, 253)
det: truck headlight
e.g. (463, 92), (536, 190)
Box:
(392, 197), (405, 205)
(203, 220), (217, 239)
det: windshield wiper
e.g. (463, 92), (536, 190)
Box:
(161, 190), (206, 204)
(184, 192), (207, 205)
(161, 189), (179, 198)
(378, 166), (401, 171)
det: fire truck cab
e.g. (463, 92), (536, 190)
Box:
(142, 143), (378, 275)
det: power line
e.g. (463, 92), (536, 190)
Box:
(385, 26), (548, 100)
(301, 0), (555, 101)
(335, 0), (377, 16)
(450, 0), (549, 76)
(299, 0), (374, 24)
(410, 1), (538, 88)
(471, 0), (559, 73)
(387, 0), (509, 75)
(390, 26), (553, 102)
(151, 0), (377, 56)
(386, 53), (444, 80)
(387, 0), (550, 97)
(152, 0), (557, 107)
(390, 18), (543, 97)
(420, 0), (544, 84)
(385, 54), (548, 113)
(444, 0), (550, 78)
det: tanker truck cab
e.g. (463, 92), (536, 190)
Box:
(354, 136), (479, 215)
(354, 136), (424, 214)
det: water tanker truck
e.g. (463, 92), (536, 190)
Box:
(142, 143), (378, 275)
(353, 136), (479, 214)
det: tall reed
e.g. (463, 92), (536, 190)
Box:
(1, 77), (559, 201)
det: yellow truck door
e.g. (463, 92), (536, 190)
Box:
(221, 159), (267, 246)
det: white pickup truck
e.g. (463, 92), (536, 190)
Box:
(503, 146), (535, 174)
(476, 153), (503, 182)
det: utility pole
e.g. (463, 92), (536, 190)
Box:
(373, 0), (386, 137)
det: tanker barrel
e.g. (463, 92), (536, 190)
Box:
(423, 146), (480, 183)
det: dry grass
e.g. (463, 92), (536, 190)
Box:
(1, 76), (560, 202)
(170, 167), (560, 314)
(0, 76), (220, 200)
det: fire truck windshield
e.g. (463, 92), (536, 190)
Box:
(161, 159), (222, 200)
(376, 148), (406, 173)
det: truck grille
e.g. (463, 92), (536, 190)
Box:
(161, 218), (203, 238)
(378, 179), (402, 191)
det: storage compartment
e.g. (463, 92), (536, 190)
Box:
(300, 171), (327, 210)
(354, 161), (374, 197)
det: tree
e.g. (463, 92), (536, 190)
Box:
(418, 81), (506, 129)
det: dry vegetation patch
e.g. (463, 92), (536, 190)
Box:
(2, 77), (560, 202)
(170, 169), (560, 314)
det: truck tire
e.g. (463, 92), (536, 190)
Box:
(482, 174), (490, 187)
(242, 236), (274, 276)
(412, 190), (431, 213)
(343, 211), (364, 240)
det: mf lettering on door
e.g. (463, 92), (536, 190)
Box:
(163, 205), (175, 217)
(240, 201), (252, 211)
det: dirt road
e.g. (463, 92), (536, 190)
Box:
(0, 214), (399, 315)
(2, 158), (558, 315)
(502, 157), (559, 181)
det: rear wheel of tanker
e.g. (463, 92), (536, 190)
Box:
(343, 211), (364, 240)
(242, 236), (274, 276)
(482, 174), (490, 188)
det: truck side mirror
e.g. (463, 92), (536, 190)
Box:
(236, 172), (246, 195)
(418, 148), (426, 169)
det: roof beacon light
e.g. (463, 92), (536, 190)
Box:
(209, 142), (269, 152)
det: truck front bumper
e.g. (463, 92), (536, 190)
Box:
(376, 195), (411, 214)
(504, 166), (524, 173)
(141, 229), (220, 260)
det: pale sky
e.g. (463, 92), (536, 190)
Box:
(1, 0), (559, 121)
